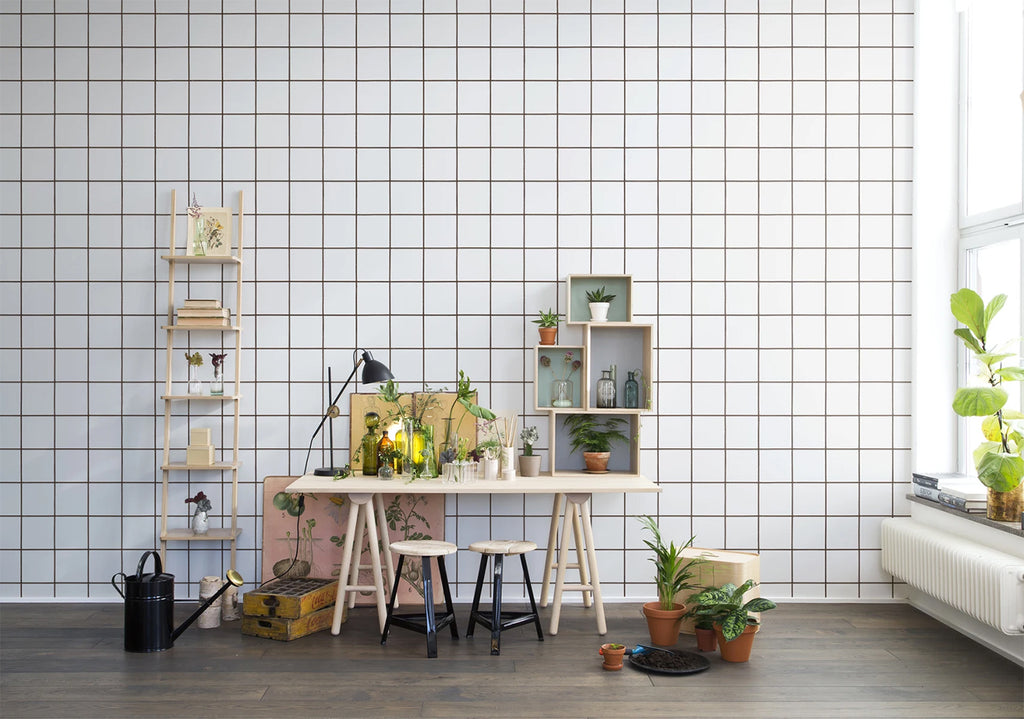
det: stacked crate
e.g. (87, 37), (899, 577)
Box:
(241, 577), (340, 641)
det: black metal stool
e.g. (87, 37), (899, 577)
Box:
(380, 539), (459, 658)
(466, 539), (544, 655)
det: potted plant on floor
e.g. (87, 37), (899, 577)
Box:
(518, 425), (541, 477)
(949, 288), (1024, 521)
(683, 608), (717, 652)
(688, 579), (777, 662)
(638, 516), (703, 646)
(532, 308), (563, 345)
(585, 286), (616, 322)
(563, 414), (629, 472)
(599, 642), (627, 671)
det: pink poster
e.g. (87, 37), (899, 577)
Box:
(261, 476), (445, 604)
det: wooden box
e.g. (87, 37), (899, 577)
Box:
(241, 605), (337, 641)
(242, 577), (337, 619)
(186, 445), (214, 466)
(675, 548), (760, 634)
(190, 427), (211, 446)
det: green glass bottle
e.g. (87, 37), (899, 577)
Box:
(624, 371), (639, 409)
(361, 411), (380, 476)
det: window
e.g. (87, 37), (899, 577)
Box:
(957, 1), (1024, 474)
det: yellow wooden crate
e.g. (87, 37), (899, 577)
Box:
(241, 577), (337, 619)
(241, 605), (337, 641)
(674, 547), (760, 634)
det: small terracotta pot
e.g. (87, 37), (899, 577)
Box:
(599, 643), (626, 671)
(583, 451), (610, 472)
(538, 327), (557, 345)
(694, 626), (717, 652)
(714, 623), (759, 663)
(642, 601), (685, 646)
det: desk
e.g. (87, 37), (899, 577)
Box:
(285, 473), (660, 636)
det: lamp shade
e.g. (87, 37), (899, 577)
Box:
(359, 350), (394, 385)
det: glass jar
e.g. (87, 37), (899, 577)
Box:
(188, 365), (202, 395)
(360, 411), (379, 476)
(596, 369), (616, 408)
(624, 371), (639, 409)
(551, 379), (573, 408)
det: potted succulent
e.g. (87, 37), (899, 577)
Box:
(532, 308), (563, 345)
(585, 286), (616, 322)
(563, 414), (628, 473)
(688, 579), (777, 662)
(598, 642), (627, 671)
(949, 288), (1024, 521)
(519, 425), (541, 477)
(638, 515), (704, 646)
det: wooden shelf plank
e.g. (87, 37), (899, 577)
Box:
(161, 462), (240, 471)
(161, 255), (241, 265)
(161, 394), (241, 401)
(161, 527), (243, 542)
(162, 325), (241, 332)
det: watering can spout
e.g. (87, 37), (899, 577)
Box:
(170, 569), (244, 641)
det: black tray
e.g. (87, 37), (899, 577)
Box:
(628, 646), (711, 675)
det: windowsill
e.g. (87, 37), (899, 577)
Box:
(907, 494), (1024, 539)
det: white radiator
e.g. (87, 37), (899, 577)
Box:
(881, 518), (1024, 635)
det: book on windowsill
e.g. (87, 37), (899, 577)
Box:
(912, 483), (941, 501)
(937, 491), (986, 513)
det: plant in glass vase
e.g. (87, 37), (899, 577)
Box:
(184, 351), (203, 394)
(209, 352), (227, 396)
(185, 490), (212, 535)
(950, 288), (1024, 520)
(542, 351), (582, 408)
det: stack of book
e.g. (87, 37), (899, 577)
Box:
(912, 472), (987, 513)
(177, 299), (230, 328)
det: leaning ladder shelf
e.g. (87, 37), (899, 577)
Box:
(158, 189), (244, 570)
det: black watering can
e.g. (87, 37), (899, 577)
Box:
(111, 550), (243, 653)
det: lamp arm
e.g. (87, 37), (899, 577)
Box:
(301, 358), (364, 475)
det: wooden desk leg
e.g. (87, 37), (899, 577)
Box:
(361, 493), (389, 633)
(347, 502), (366, 610)
(572, 507), (592, 608)
(539, 493), (563, 608)
(373, 492), (397, 609)
(573, 493), (606, 636)
(331, 498), (360, 635)
(548, 498), (577, 636)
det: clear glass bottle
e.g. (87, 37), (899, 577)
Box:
(360, 411), (380, 476)
(596, 369), (616, 408)
(624, 371), (639, 409)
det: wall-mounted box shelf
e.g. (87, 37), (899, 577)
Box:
(566, 274), (633, 324)
(548, 411), (641, 476)
(533, 345), (585, 410)
(583, 323), (653, 412)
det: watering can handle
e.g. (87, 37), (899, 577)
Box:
(136, 550), (162, 578)
(111, 572), (126, 599)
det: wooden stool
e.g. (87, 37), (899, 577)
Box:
(466, 539), (544, 655)
(380, 540), (459, 658)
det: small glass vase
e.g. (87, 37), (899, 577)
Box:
(188, 365), (202, 395)
(500, 446), (515, 480)
(192, 218), (207, 256)
(416, 424), (437, 478)
(210, 364), (224, 396)
(596, 369), (616, 408)
(551, 379), (573, 408)
(191, 508), (209, 535)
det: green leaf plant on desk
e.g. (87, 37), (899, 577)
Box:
(950, 288), (1024, 520)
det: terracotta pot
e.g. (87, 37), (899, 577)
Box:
(599, 643), (626, 671)
(642, 601), (685, 646)
(583, 451), (610, 473)
(519, 454), (541, 477)
(694, 626), (717, 652)
(714, 623), (759, 663)
(538, 327), (557, 345)
(987, 484), (1024, 522)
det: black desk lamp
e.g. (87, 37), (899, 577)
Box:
(303, 349), (394, 476)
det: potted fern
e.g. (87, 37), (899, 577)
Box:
(638, 516), (704, 646)
(688, 579), (777, 662)
(563, 414), (628, 472)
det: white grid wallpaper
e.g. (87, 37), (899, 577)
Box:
(0, 0), (913, 601)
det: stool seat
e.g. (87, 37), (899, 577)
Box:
(469, 539), (537, 556)
(390, 539), (457, 557)
(467, 538), (544, 655)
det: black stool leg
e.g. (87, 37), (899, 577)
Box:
(521, 553), (544, 641)
(490, 553), (504, 655)
(421, 557), (437, 658)
(381, 554), (406, 645)
(436, 553), (459, 639)
(466, 552), (488, 638)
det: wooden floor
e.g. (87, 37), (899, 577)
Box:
(1, 601), (1022, 718)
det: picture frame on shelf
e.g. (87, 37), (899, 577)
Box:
(186, 207), (233, 257)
